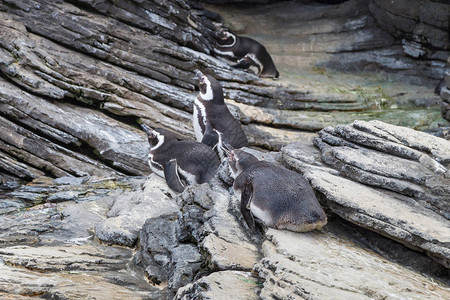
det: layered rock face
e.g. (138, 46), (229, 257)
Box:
(0, 176), (162, 299)
(370, 0), (449, 72)
(1, 0), (450, 299)
(1, 122), (449, 299)
(283, 120), (450, 268)
(0, 0), (448, 188)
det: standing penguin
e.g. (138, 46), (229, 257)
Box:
(193, 70), (248, 159)
(214, 29), (279, 79)
(223, 145), (327, 232)
(141, 124), (220, 193)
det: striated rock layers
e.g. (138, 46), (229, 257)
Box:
(1, 121), (450, 299)
(0, 0), (448, 189)
(283, 120), (450, 268)
(0, 0), (449, 298)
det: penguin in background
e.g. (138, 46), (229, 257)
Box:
(214, 29), (279, 79)
(222, 144), (327, 233)
(434, 78), (446, 95)
(193, 69), (248, 159)
(141, 124), (220, 193)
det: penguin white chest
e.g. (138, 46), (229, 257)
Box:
(193, 99), (206, 142)
(148, 154), (164, 178)
(250, 202), (273, 226)
(233, 185), (273, 226)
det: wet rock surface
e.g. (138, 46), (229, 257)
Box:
(95, 174), (179, 247)
(0, 176), (161, 299)
(174, 270), (260, 300)
(1, 135), (450, 298)
(256, 223), (450, 300)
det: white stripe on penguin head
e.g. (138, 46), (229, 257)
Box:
(150, 130), (165, 151)
(221, 31), (236, 48)
(200, 76), (214, 101)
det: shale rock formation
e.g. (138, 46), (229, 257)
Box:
(1, 122), (450, 299)
(283, 120), (450, 268)
(0, 0), (448, 188)
(1, 0), (450, 299)
(0, 176), (161, 298)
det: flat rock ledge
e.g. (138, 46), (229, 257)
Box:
(283, 120), (450, 268)
(0, 176), (161, 299)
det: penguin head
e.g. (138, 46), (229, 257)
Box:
(222, 144), (259, 178)
(216, 29), (236, 48)
(194, 69), (224, 104)
(141, 124), (178, 150)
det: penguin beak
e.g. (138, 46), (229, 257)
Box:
(141, 124), (154, 137)
(194, 69), (204, 79)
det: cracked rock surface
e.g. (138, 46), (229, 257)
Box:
(283, 120), (450, 268)
(0, 176), (161, 299)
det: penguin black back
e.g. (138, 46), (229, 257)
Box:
(225, 148), (327, 232)
(193, 70), (248, 155)
(142, 124), (220, 192)
(215, 29), (279, 79)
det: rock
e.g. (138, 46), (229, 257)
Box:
(0, 79), (148, 177)
(210, 0), (448, 81)
(369, 0), (449, 55)
(255, 226), (450, 299)
(282, 120), (450, 268)
(133, 213), (202, 290)
(441, 87), (450, 121)
(0, 176), (161, 299)
(2, 143), (450, 299)
(1, 0), (447, 186)
(134, 178), (262, 295)
(95, 174), (179, 247)
(174, 270), (260, 300)
(1, 0), (450, 298)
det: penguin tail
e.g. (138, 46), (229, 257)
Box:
(274, 70), (280, 79)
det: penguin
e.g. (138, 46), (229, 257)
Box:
(141, 124), (220, 193)
(193, 69), (248, 159)
(434, 78), (446, 95)
(222, 144), (327, 232)
(214, 29), (279, 79)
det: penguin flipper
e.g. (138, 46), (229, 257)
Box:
(240, 182), (255, 229)
(163, 159), (185, 193)
(232, 57), (253, 70)
(201, 120), (219, 148)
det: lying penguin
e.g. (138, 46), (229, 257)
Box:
(223, 145), (327, 232)
(214, 29), (279, 79)
(193, 69), (248, 159)
(141, 124), (220, 193)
